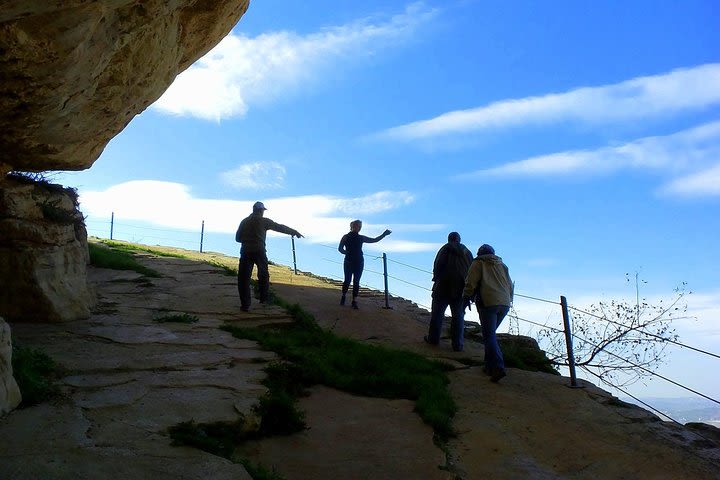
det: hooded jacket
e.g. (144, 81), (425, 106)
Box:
(432, 241), (474, 299)
(463, 254), (513, 307)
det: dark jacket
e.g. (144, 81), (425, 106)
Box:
(235, 213), (297, 254)
(432, 241), (474, 299)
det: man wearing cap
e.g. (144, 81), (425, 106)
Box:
(463, 244), (514, 382)
(424, 232), (474, 352)
(235, 201), (303, 311)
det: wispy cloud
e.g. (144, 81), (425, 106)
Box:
(78, 180), (434, 252)
(375, 64), (720, 141)
(221, 162), (286, 189)
(153, 3), (437, 121)
(659, 163), (720, 197)
(453, 121), (720, 189)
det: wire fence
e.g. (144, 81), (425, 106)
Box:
(88, 213), (720, 424)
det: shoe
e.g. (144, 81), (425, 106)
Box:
(490, 368), (507, 383)
(240, 306), (250, 312)
(423, 335), (438, 346)
(351, 301), (359, 310)
(452, 347), (463, 352)
(340, 295), (346, 306)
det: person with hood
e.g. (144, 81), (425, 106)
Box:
(463, 244), (514, 382)
(235, 201), (303, 312)
(338, 219), (391, 309)
(424, 232), (474, 351)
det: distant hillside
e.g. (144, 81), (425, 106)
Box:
(629, 397), (720, 425)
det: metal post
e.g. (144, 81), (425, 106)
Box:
(200, 220), (205, 253)
(561, 295), (579, 387)
(382, 253), (392, 309)
(291, 237), (298, 275)
(110, 212), (114, 240)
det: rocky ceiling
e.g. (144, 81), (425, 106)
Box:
(0, 0), (250, 175)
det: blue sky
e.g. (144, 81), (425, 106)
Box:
(57, 1), (719, 404)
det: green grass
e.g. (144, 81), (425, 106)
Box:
(222, 302), (457, 439)
(98, 239), (189, 259)
(169, 418), (249, 458)
(88, 242), (161, 277)
(500, 338), (560, 375)
(207, 260), (237, 276)
(154, 312), (199, 324)
(11, 344), (60, 406)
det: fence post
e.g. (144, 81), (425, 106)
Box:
(291, 237), (298, 275)
(110, 212), (114, 240)
(382, 253), (392, 309)
(200, 220), (205, 253)
(560, 295), (579, 387)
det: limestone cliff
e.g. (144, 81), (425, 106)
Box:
(0, 0), (250, 173)
(0, 175), (93, 321)
(0, 1), (250, 328)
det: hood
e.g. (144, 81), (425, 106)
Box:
(477, 253), (503, 264)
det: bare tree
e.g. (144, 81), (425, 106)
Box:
(539, 273), (692, 388)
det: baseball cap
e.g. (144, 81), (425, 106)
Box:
(253, 201), (267, 211)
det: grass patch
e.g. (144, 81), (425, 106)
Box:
(222, 303), (457, 439)
(500, 338), (559, 375)
(168, 415), (288, 479)
(88, 242), (161, 277)
(154, 312), (199, 324)
(11, 344), (61, 406)
(208, 260), (237, 276)
(97, 239), (189, 259)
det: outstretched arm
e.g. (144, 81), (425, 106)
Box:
(363, 229), (392, 244)
(267, 219), (303, 238)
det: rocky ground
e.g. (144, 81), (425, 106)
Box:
(2, 247), (719, 479)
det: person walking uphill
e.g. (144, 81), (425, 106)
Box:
(338, 220), (391, 309)
(235, 201), (303, 312)
(463, 244), (514, 382)
(424, 232), (474, 352)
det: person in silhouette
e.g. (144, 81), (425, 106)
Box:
(235, 201), (303, 312)
(338, 220), (391, 309)
(424, 232), (474, 352)
(463, 244), (514, 382)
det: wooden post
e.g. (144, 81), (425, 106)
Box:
(561, 295), (579, 387)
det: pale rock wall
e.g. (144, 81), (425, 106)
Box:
(0, 0), (250, 173)
(0, 177), (94, 321)
(0, 317), (22, 415)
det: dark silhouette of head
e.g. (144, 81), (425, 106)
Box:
(448, 231), (461, 243)
(253, 201), (267, 214)
(477, 244), (495, 256)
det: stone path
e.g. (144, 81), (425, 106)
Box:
(2, 249), (720, 479)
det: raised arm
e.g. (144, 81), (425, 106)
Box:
(362, 229), (392, 244)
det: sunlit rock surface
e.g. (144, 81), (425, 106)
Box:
(0, 0), (250, 173)
(0, 176), (94, 321)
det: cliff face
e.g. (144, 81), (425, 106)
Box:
(0, 1), (250, 329)
(0, 176), (93, 322)
(0, 0), (250, 174)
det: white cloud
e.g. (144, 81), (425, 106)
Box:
(375, 63), (720, 141)
(153, 3), (437, 120)
(221, 162), (286, 189)
(659, 163), (720, 197)
(454, 120), (720, 182)
(526, 258), (558, 268)
(77, 180), (434, 253)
